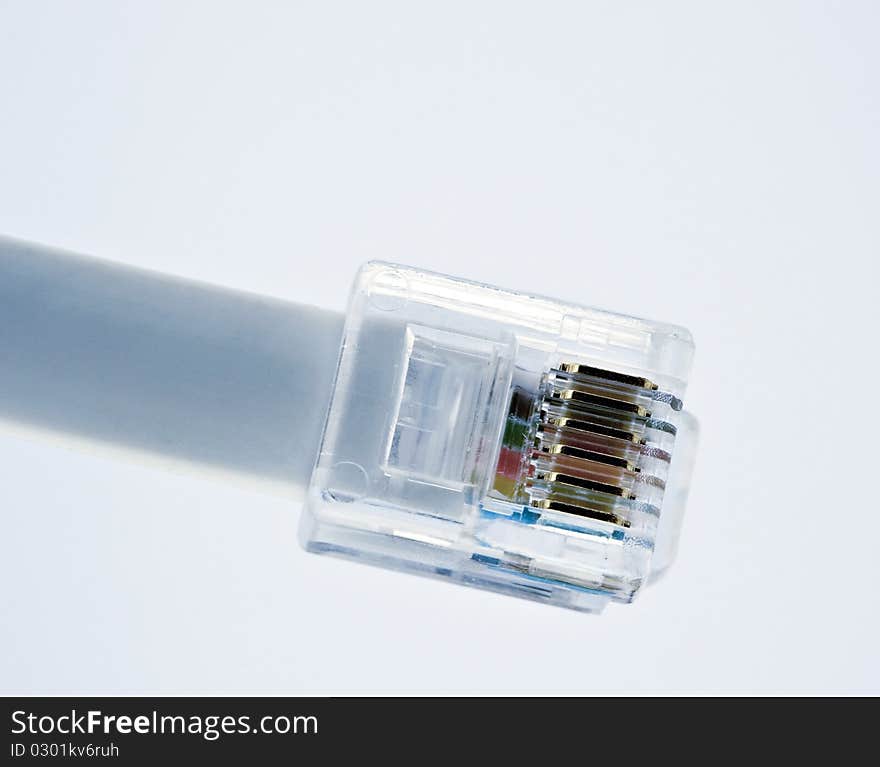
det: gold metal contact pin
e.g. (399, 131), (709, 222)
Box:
(558, 362), (658, 391)
(541, 413), (643, 444)
(535, 471), (637, 500)
(539, 442), (638, 472)
(551, 386), (651, 418)
(532, 498), (631, 528)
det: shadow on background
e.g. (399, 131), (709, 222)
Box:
(0, 236), (343, 492)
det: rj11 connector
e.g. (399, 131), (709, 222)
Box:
(302, 263), (698, 613)
(0, 235), (696, 614)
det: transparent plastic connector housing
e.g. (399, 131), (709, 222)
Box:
(302, 263), (697, 613)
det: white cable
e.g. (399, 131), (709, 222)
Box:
(0, 235), (343, 496)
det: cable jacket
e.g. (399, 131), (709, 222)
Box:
(0, 235), (343, 495)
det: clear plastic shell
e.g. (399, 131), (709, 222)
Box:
(302, 262), (696, 612)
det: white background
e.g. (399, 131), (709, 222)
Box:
(1, 1), (878, 693)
